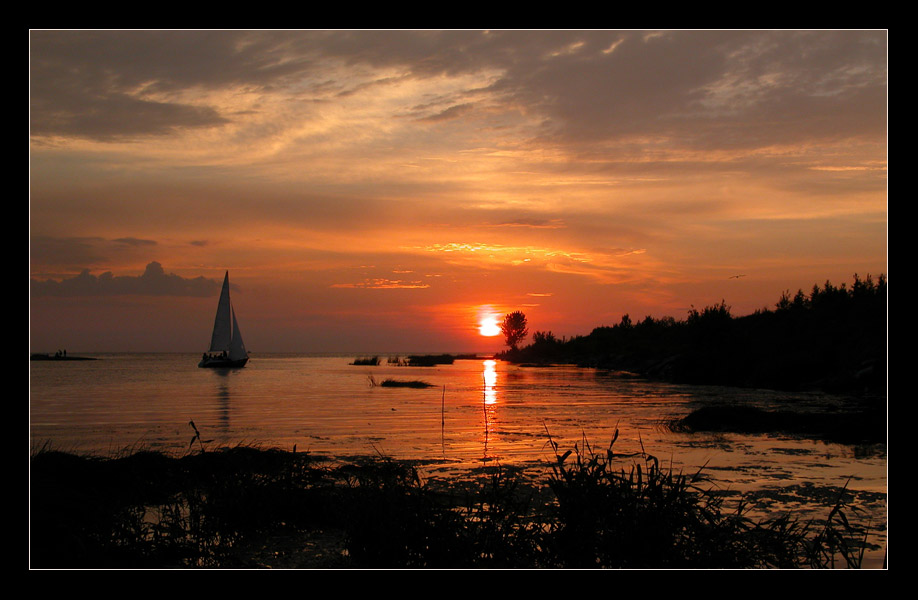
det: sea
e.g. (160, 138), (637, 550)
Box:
(29, 352), (888, 567)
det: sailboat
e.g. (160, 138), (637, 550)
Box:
(198, 271), (249, 368)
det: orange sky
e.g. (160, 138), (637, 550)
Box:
(29, 30), (888, 353)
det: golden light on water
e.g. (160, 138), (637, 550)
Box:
(483, 359), (497, 405)
(481, 359), (499, 459)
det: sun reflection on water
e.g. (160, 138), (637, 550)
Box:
(481, 359), (500, 461)
(482, 359), (497, 405)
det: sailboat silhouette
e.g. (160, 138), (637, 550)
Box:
(198, 271), (249, 368)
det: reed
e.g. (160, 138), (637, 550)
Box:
(540, 427), (872, 568)
(29, 431), (876, 568)
(350, 356), (381, 366)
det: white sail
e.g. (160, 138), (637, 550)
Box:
(208, 272), (233, 352)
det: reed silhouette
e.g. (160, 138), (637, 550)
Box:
(29, 436), (875, 568)
(350, 356), (381, 366)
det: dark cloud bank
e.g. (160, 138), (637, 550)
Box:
(31, 262), (221, 297)
(30, 30), (886, 150)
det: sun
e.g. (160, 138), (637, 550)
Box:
(479, 315), (501, 337)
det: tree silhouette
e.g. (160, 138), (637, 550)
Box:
(497, 273), (885, 394)
(500, 311), (529, 350)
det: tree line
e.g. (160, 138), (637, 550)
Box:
(496, 274), (886, 394)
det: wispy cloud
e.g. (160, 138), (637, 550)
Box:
(488, 218), (566, 229)
(114, 237), (157, 246)
(417, 102), (476, 123)
(331, 278), (431, 289)
(416, 242), (648, 280)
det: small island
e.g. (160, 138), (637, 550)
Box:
(30, 352), (96, 361)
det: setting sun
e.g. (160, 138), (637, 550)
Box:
(479, 316), (501, 337)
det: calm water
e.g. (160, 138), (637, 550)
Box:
(29, 353), (887, 565)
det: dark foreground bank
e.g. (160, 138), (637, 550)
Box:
(30, 439), (880, 569)
(671, 400), (886, 445)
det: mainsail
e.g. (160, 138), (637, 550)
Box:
(209, 272), (232, 352)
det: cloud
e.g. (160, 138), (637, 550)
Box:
(31, 261), (222, 297)
(30, 236), (167, 275)
(29, 30), (303, 141)
(30, 236), (108, 271)
(484, 30), (886, 151)
(417, 102), (475, 123)
(30, 90), (229, 141)
(30, 30), (886, 164)
(490, 218), (566, 229)
(114, 237), (157, 246)
(330, 278), (431, 289)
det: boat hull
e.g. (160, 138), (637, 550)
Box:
(198, 357), (249, 369)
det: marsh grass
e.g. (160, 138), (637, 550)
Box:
(29, 429), (876, 568)
(351, 356), (381, 366)
(539, 428), (872, 568)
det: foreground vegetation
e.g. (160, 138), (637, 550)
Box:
(501, 274), (886, 395)
(30, 437), (876, 569)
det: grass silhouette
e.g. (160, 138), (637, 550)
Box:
(30, 433), (876, 568)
